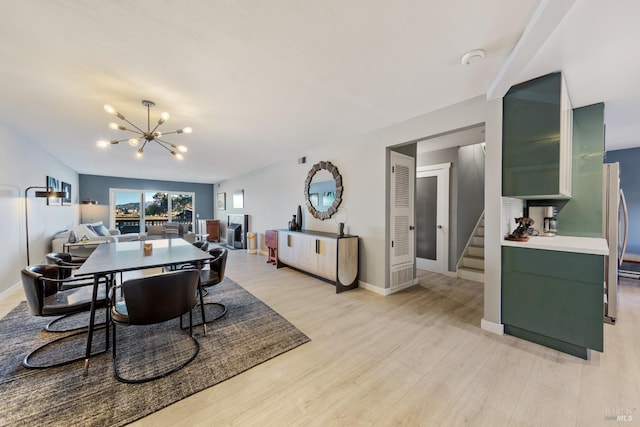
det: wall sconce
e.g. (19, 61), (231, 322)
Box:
(25, 186), (68, 265)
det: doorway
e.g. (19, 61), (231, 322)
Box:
(416, 163), (450, 274)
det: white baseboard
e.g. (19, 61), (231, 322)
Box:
(358, 280), (386, 295)
(383, 278), (419, 295)
(481, 318), (504, 335)
(359, 278), (422, 296)
(0, 281), (22, 303)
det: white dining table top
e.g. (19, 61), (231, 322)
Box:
(75, 238), (212, 276)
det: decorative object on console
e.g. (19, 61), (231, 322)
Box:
(333, 206), (349, 237)
(289, 214), (298, 231)
(296, 205), (302, 231)
(506, 217), (534, 242)
(96, 100), (192, 160)
(304, 161), (343, 220)
(24, 185), (68, 265)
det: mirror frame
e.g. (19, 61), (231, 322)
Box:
(304, 161), (343, 220)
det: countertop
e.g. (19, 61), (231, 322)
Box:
(502, 235), (609, 255)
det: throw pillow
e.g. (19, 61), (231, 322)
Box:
(91, 221), (111, 237)
(74, 224), (98, 239)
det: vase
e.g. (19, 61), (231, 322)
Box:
(289, 215), (297, 231)
(296, 205), (303, 231)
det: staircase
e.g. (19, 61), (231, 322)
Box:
(458, 215), (484, 283)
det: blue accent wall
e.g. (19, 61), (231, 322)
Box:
(79, 174), (215, 221)
(605, 146), (640, 255)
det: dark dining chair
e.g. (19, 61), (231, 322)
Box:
(192, 240), (209, 252)
(21, 264), (108, 368)
(200, 247), (228, 289)
(45, 252), (94, 289)
(180, 247), (228, 324)
(110, 269), (201, 383)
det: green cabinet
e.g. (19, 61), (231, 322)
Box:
(503, 72), (572, 199)
(502, 246), (603, 358)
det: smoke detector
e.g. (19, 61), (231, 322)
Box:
(461, 49), (485, 65)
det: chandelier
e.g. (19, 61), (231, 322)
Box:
(96, 100), (192, 160)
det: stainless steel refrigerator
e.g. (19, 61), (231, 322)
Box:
(603, 162), (628, 323)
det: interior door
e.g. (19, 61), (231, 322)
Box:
(416, 163), (450, 273)
(389, 151), (415, 289)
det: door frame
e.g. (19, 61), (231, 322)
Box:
(416, 162), (450, 274)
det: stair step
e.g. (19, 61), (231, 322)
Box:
(468, 246), (484, 258)
(462, 256), (484, 270)
(458, 267), (484, 283)
(476, 226), (484, 237)
(471, 236), (484, 246)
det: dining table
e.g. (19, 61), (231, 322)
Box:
(75, 238), (214, 376)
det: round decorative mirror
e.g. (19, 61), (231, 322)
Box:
(304, 161), (343, 220)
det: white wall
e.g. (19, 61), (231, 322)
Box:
(218, 95), (490, 290)
(0, 123), (79, 293)
(483, 98), (503, 329)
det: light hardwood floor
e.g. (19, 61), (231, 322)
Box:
(3, 251), (639, 426)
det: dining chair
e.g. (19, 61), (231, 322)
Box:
(200, 247), (228, 290)
(45, 252), (95, 289)
(192, 240), (209, 252)
(21, 264), (108, 368)
(110, 269), (201, 383)
(180, 247), (228, 324)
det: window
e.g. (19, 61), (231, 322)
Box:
(110, 189), (195, 234)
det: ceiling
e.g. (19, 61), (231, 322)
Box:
(1, 0), (638, 184)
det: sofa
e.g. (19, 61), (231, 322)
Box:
(51, 222), (141, 254)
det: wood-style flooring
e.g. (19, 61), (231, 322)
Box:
(2, 250), (639, 426)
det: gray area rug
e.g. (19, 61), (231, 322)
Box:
(0, 278), (309, 427)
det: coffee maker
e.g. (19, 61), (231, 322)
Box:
(542, 206), (558, 236)
(528, 205), (558, 237)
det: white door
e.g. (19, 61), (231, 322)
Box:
(389, 151), (415, 289)
(416, 163), (450, 274)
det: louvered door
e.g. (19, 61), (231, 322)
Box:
(389, 151), (415, 289)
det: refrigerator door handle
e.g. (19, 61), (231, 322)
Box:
(619, 189), (629, 267)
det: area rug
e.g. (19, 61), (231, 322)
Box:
(0, 278), (310, 427)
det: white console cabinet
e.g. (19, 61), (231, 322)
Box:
(277, 230), (358, 293)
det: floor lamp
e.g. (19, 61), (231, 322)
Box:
(25, 186), (68, 265)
